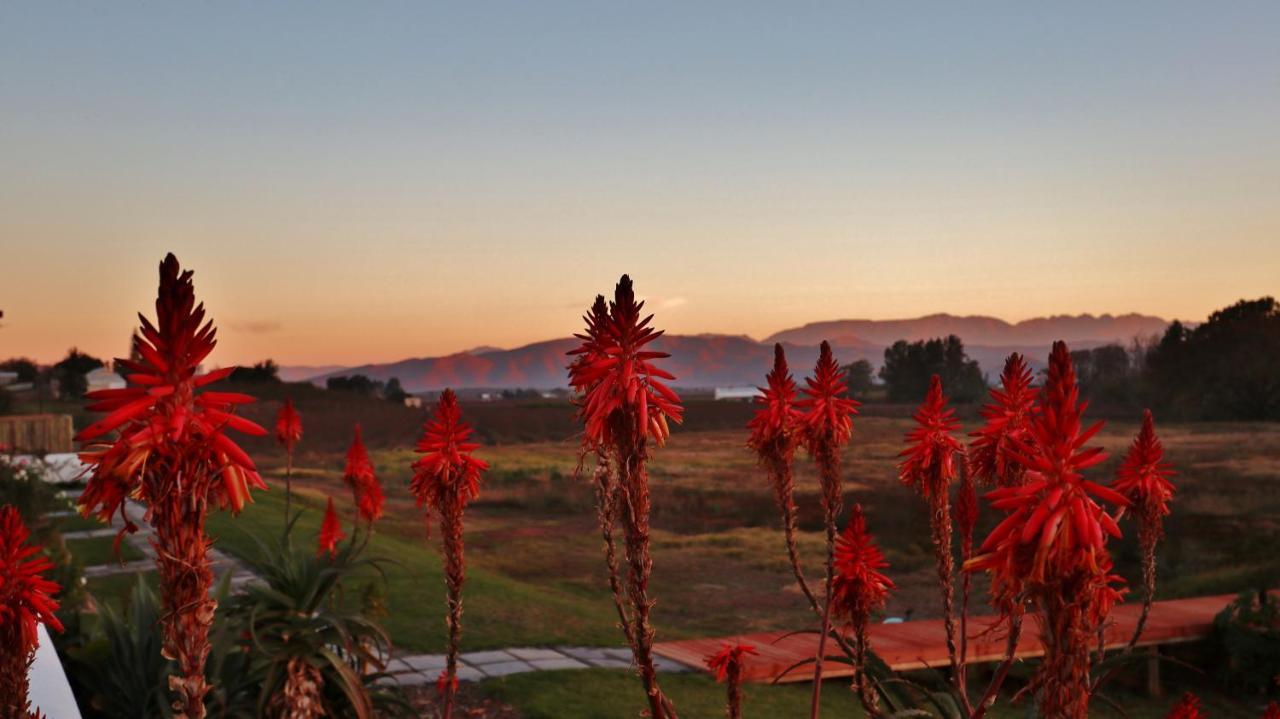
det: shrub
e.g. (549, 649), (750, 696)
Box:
(1212, 588), (1280, 695)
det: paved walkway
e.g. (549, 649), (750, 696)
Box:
(59, 489), (259, 588)
(386, 646), (690, 686)
(655, 592), (1258, 684)
(55, 488), (695, 683)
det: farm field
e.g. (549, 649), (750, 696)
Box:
(196, 401), (1280, 652)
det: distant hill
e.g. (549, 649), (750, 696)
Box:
(764, 313), (1167, 347)
(278, 364), (349, 382)
(307, 312), (1168, 393)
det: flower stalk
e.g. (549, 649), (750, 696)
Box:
(899, 374), (966, 708)
(77, 254), (266, 718)
(567, 275), (683, 719)
(966, 342), (1129, 719)
(0, 506), (62, 719)
(748, 344), (819, 611)
(1111, 409), (1175, 651)
(275, 397), (303, 531)
(411, 389), (487, 719)
(706, 643), (757, 719)
(831, 504), (893, 717)
(795, 341), (859, 718)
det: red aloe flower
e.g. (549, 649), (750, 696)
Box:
(77, 256), (267, 521)
(967, 341), (1129, 719)
(0, 506), (63, 717)
(1113, 409), (1175, 648)
(566, 276), (682, 719)
(1262, 701), (1280, 719)
(1089, 557), (1129, 627)
(797, 341), (860, 453)
(898, 374), (964, 699)
(706, 643), (757, 719)
(795, 341), (859, 713)
(831, 504), (894, 623)
(1113, 410), (1175, 526)
(705, 643), (758, 683)
(342, 425), (384, 524)
(748, 344), (802, 459)
(412, 390), (487, 719)
(1165, 693), (1206, 719)
(317, 498), (345, 559)
(274, 398), (303, 454)
(899, 374), (962, 499)
(434, 671), (458, 697)
(275, 398), (303, 523)
(969, 353), (1037, 487)
(970, 342), (1126, 590)
(410, 390), (487, 513)
(566, 276), (684, 447)
(748, 345), (816, 610)
(76, 254), (265, 718)
(832, 504), (892, 716)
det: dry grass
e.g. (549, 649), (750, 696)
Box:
(239, 414), (1280, 642)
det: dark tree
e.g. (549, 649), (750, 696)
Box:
(326, 374), (384, 396)
(1070, 344), (1136, 407)
(53, 348), (104, 399)
(842, 359), (875, 400)
(879, 335), (986, 403)
(0, 358), (39, 384)
(230, 359), (281, 384)
(1143, 297), (1280, 420)
(384, 377), (409, 403)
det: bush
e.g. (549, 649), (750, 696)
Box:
(1212, 588), (1280, 694)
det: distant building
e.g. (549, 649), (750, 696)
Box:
(714, 386), (759, 402)
(0, 371), (17, 388)
(403, 396), (423, 409)
(85, 368), (126, 392)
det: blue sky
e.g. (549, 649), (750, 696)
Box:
(2, 3), (1277, 364)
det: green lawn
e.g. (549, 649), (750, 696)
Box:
(85, 571), (160, 615)
(479, 669), (859, 718)
(205, 487), (628, 652)
(54, 512), (111, 533)
(477, 669), (1267, 719)
(66, 536), (145, 566)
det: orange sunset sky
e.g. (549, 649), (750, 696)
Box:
(2, 4), (1277, 367)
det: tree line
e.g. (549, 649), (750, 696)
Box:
(845, 297), (1280, 421)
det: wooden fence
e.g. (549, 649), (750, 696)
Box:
(0, 414), (75, 454)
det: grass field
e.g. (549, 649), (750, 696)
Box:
(65, 536), (144, 566)
(198, 413), (1280, 650)
(57, 402), (1280, 716)
(474, 668), (1266, 719)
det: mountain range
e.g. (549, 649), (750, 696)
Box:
(297, 313), (1169, 393)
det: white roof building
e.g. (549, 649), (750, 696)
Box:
(714, 386), (760, 401)
(85, 367), (126, 392)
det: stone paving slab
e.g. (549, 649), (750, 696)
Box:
(62, 528), (124, 540)
(478, 660), (534, 677)
(459, 650), (515, 665)
(528, 657), (588, 671)
(654, 656), (691, 673)
(507, 647), (568, 661)
(398, 654), (448, 672)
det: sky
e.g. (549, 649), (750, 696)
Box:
(2, 2), (1278, 367)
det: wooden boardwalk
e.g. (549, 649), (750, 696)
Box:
(654, 593), (1240, 683)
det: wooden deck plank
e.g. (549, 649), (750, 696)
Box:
(654, 593), (1244, 684)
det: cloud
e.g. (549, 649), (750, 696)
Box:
(659, 297), (687, 309)
(229, 320), (282, 334)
